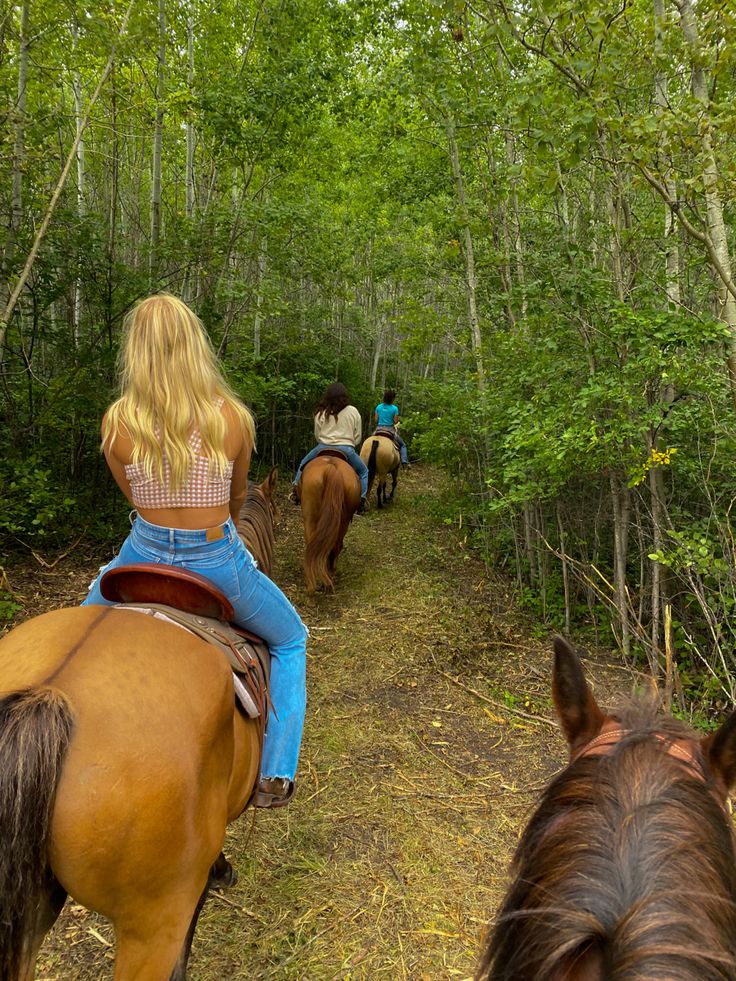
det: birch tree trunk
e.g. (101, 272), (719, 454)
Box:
(655, 0), (680, 310)
(71, 19), (86, 349)
(253, 235), (267, 359)
(673, 0), (736, 408)
(150, 0), (166, 287)
(445, 114), (485, 393)
(610, 472), (631, 658)
(1, 0), (29, 364)
(186, 4), (196, 221)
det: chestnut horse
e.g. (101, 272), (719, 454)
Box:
(0, 469), (279, 981)
(360, 433), (399, 508)
(299, 452), (360, 592)
(477, 636), (736, 981)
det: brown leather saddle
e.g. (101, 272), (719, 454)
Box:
(100, 563), (271, 727)
(373, 427), (402, 452)
(310, 447), (350, 463)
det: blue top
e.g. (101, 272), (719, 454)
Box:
(375, 402), (399, 427)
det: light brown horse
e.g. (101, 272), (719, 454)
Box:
(360, 433), (399, 508)
(299, 452), (360, 592)
(477, 635), (736, 981)
(0, 469), (279, 981)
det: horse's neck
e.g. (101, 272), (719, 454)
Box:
(237, 492), (275, 578)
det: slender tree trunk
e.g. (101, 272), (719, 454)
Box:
(504, 126), (527, 319)
(186, 4), (196, 221)
(557, 504), (571, 636)
(673, 0), (736, 408)
(0, 0), (135, 353)
(654, 0), (680, 310)
(445, 114), (485, 392)
(253, 234), (267, 358)
(610, 473), (631, 657)
(0, 0), (29, 365)
(150, 0), (166, 287)
(71, 19), (86, 350)
(106, 63), (119, 349)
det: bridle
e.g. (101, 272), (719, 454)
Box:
(569, 724), (724, 798)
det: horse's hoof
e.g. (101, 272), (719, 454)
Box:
(210, 854), (238, 889)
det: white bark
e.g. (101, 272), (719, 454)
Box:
(673, 0), (736, 406)
(445, 115), (485, 392)
(0, 0), (136, 353)
(150, 0), (166, 286)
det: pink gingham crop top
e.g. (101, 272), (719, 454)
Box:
(124, 403), (234, 510)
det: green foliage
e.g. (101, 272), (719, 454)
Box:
(0, 456), (77, 545)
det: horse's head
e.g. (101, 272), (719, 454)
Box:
(478, 637), (736, 981)
(552, 634), (736, 805)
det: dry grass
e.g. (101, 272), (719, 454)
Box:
(3, 466), (631, 980)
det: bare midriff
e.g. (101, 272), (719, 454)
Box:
(136, 504), (231, 530)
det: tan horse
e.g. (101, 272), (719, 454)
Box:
(299, 452), (360, 592)
(360, 433), (400, 508)
(0, 469), (278, 981)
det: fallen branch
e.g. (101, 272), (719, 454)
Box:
(0, 567), (25, 601)
(31, 531), (87, 569)
(440, 671), (559, 730)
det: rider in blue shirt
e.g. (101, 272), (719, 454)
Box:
(374, 389), (409, 466)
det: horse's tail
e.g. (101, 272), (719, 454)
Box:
(366, 439), (379, 496)
(305, 464), (345, 592)
(0, 688), (74, 979)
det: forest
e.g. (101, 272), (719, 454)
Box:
(3, 0), (736, 711)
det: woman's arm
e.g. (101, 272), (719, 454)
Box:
(226, 406), (253, 524)
(101, 413), (135, 504)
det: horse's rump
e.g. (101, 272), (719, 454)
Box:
(0, 608), (256, 905)
(300, 456), (359, 592)
(360, 434), (399, 507)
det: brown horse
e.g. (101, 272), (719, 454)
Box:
(299, 451), (360, 592)
(0, 469), (279, 981)
(477, 635), (736, 981)
(360, 432), (399, 508)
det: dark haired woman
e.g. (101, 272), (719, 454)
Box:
(290, 382), (369, 512)
(374, 388), (409, 466)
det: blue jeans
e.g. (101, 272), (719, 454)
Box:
(82, 514), (307, 782)
(293, 444), (369, 498)
(380, 427), (409, 465)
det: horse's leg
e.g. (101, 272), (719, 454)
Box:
(389, 466), (398, 500)
(377, 481), (384, 509)
(20, 876), (67, 981)
(167, 868), (221, 981)
(112, 884), (209, 981)
(209, 851), (237, 888)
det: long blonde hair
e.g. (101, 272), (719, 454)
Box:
(102, 293), (255, 491)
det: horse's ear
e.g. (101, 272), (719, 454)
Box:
(263, 467), (278, 496)
(552, 636), (605, 754)
(701, 711), (736, 799)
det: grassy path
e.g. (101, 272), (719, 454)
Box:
(22, 466), (625, 979)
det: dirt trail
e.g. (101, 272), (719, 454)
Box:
(6, 466), (629, 980)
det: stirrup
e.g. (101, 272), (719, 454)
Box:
(253, 778), (295, 809)
(288, 490), (300, 506)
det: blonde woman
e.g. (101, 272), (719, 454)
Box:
(82, 293), (306, 808)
